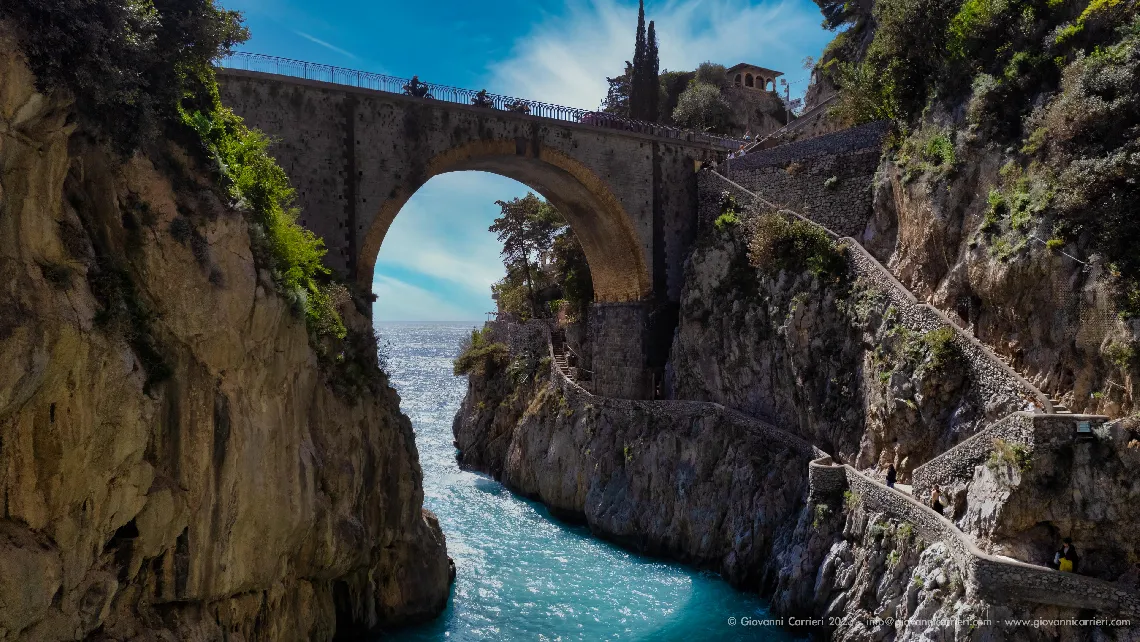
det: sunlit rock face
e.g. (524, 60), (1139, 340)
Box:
(0, 27), (449, 640)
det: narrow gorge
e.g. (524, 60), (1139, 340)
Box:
(2, 0), (1140, 639)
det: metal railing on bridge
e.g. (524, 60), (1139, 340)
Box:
(219, 52), (744, 150)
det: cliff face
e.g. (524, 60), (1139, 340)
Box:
(869, 153), (1138, 416)
(774, 500), (1128, 642)
(0, 34), (449, 640)
(959, 420), (1140, 583)
(667, 221), (991, 478)
(452, 324), (811, 587)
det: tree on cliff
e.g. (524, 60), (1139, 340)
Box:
(489, 195), (594, 320)
(672, 78), (732, 132)
(628, 3), (661, 121)
(601, 63), (633, 117)
(490, 194), (563, 319)
(602, 1), (660, 122)
(0, 0), (248, 154)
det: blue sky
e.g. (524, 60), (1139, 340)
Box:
(223, 0), (834, 321)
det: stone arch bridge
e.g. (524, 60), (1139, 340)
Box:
(217, 53), (733, 398)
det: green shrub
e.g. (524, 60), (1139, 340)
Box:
(713, 191), (742, 230)
(454, 327), (509, 377)
(829, 60), (902, 126)
(812, 503), (833, 528)
(672, 81), (732, 132)
(0, 0), (248, 155)
(749, 212), (846, 281)
(180, 78), (344, 342)
(843, 489), (861, 511)
(897, 522), (914, 543)
(1037, 18), (1140, 316)
(898, 126), (957, 177)
(947, 0), (1009, 60)
(924, 134), (955, 168)
(1105, 340), (1138, 371)
(922, 327), (961, 372)
(887, 550), (901, 567)
(988, 437), (1033, 472)
(714, 212), (740, 230)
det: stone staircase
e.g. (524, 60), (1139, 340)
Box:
(551, 329), (590, 389)
(710, 170), (1060, 416)
(1049, 396), (1073, 414)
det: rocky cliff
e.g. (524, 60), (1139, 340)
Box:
(867, 152), (1138, 417)
(452, 323), (813, 588)
(0, 31), (449, 640)
(452, 196), (1140, 639)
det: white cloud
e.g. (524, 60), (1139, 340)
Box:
(487, 0), (829, 108)
(374, 172), (525, 293)
(293, 30), (359, 60)
(372, 275), (479, 322)
(371, 172), (535, 321)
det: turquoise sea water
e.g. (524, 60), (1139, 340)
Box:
(379, 323), (802, 642)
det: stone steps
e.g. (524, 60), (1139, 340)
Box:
(715, 171), (1076, 419)
(1050, 398), (1072, 414)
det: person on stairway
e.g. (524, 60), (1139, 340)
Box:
(930, 484), (946, 514)
(1053, 538), (1079, 572)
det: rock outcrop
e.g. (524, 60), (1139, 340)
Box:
(0, 30), (449, 640)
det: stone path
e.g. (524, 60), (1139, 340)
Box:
(537, 327), (1140, 617)
(526, 166), (1138, 616)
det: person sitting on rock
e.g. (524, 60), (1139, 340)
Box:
(1053, 538), (1079, 572)
(930, 484), (945, 514)
(886, 464), (897, 489)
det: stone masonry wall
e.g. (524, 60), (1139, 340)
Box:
(721, 121), (889, 238)
(811, 460), (1140, 617)
(588, 303), (650, 400)
(910, 413), (1108, 500)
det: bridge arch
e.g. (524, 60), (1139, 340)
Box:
(357, 139), (651, 303)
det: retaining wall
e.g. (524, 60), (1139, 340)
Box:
(911, 413), (1110, 500)
(720, 121), (889, 238)
(808, 458), (1140, 617)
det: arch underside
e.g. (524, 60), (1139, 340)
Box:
(357, 140), (651, 303)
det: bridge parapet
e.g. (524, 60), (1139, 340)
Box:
(220, 52), (743, 150)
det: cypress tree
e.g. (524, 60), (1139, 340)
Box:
(630, 0), (647, 120)
(645, 20), (660, 122)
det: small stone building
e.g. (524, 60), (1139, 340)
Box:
(726, 63), (783, 92)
